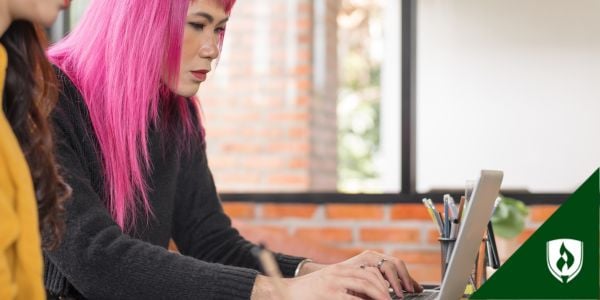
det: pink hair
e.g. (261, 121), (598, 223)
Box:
(48, 0), (236, 231)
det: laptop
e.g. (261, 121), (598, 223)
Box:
(394, 170), (504, 300)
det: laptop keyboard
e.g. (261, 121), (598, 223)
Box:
(390, 290), (439, 300)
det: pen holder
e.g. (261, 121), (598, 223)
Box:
(438, 237), (456, 281)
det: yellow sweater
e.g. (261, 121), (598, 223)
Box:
(0, 45), (45, 299)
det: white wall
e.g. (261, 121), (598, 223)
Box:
(416, 0), (600, 192)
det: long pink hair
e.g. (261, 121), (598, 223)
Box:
(48, 0), (236, 231)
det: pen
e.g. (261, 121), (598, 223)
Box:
(443, 198), (451, 238)
(422, 198), (443, 234)
(251, 244), (289, 299)
(487, 222), (500, 268)
(426, 198), (445, 234)
(486, 238), (494, 269)
(445, 194), (458, 218)
(448, 195), (458, 219)
(457, 196), (466, 222)
(437, 211), (445, 237)
(450, 218), (459, 239)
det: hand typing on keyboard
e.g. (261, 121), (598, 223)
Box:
(253, 250), (424, 299)
(334, 250), (424, 297)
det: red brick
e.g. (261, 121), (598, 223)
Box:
(297, 17), (311, 27)
(267, 142), (310, 153)
(221, 112), (261, 122)
(288, 127), (309, 138)
(205, 127), (238, 137)
(391, 204), (431, 220)
(263, 204), (317, 219)
(216, 173), (261, 184)
(288, 158), (309, 168)
(392, 250), (441, 265)
(297, 50), (311, 62)
(209, 156), (237, 169)
(266, 175), (308, 186)
(529, 205), (559, 223)
(240, 157), (285, 169)
(325, 204), (384, 220)
(297, 2), (312, 15)
(295, 64), (311, 75)
(222, 143), (262, 153)
(360, 228), (420, 243)
(296, 96), (310, 106)
(427, 229), (441, 245)
(240, 127), (285, 139)
(297, 33), (312, 44)
(295, 227), (353, 243)
(269, 112), (309, 122)
(405, 264), (441, 284)
(249, 225), (289, 237)
(223, 202), (255, 219)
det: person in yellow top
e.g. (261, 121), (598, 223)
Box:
(1, 0), (72, 299)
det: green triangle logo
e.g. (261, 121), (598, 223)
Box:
(471, 168), (599, 299)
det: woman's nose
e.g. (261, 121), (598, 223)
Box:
(199, 35), (220, 60)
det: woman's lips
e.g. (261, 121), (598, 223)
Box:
(191, 70), (208, 81)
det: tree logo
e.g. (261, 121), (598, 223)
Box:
(546, 239), (584, 284)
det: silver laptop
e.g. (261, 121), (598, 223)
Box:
(397, 170), (504, 300)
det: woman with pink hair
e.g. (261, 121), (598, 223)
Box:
(46, 0), (423, 299)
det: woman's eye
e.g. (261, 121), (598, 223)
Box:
(215, 27), (226, 34)
(189, 22), (205, 31)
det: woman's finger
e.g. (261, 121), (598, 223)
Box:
(365, 266), (390, 291)
(390, 259), (415, 293)
(344, 266), (390, 296)
(377, 259), (403, 296)
(411, 276), (424, 293)
(339, 277), (391, 300)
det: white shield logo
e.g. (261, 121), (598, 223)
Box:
(546, 239), (584, 283)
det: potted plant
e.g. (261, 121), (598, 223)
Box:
(491, 195), (529, 262)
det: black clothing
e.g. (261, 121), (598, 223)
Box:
(44, 69), (303, 299)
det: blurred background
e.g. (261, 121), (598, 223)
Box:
(51, 0), (599, 283)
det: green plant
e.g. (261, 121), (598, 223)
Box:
(491, 196), (529, 239)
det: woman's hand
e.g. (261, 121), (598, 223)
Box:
(338, 250), (423, 297)
(297, 250), (423, 298)
(252, 264), (392, 300)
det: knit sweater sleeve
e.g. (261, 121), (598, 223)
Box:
(171, 145), (305, 277)
(45, 82), (259, 300)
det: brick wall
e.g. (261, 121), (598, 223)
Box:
(200, 0), (338, 192)
(223, 202), (559, 284)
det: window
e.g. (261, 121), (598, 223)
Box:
(337, 0), (401, 193)
(49, 0), (590, 202)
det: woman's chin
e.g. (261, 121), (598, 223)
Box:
(173, 83), (200, 98)
(36, 11), (61, 27)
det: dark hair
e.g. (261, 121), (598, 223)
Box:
(1, 21), (71, 249)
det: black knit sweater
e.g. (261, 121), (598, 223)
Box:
(44, 69), (304, 299)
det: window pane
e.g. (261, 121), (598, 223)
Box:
(60, 0), (402, 193)
(337, 0), (401, 193)
(416, 0), (600, 193)
(202, 0), (401, 193)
